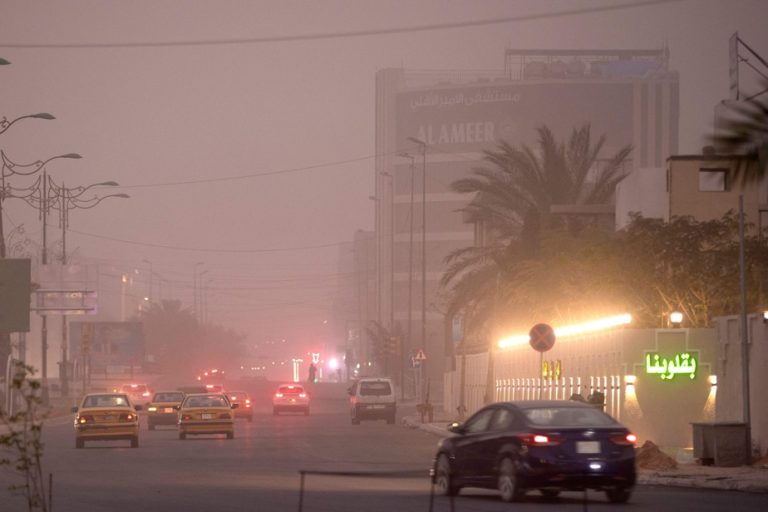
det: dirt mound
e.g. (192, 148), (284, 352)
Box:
(636, 440), (678, 470)
(752, 454), (768, 469)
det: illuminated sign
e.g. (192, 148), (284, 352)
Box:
(541, 360), (562, 380)
(645, 352), (697, 380)
(311, 352), (320, 364)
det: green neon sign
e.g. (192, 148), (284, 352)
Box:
(645, 352), (697, 380)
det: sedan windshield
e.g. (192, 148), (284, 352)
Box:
(523, 407), (616, 427)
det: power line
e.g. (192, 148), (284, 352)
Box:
(116, 154), (378, 190)
(0, 1), (681, 49)
(67, 227), (351, 254)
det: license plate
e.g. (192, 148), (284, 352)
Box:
(576, 441), (601, 454)
(202, 413), (215, 420)
(370, 405), (385, 409)
(100, 415), (114, 422)
(164, 408), (174, 413)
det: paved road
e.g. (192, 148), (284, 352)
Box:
(2, 383), (766, 512)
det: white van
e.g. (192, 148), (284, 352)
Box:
(348, 377), (396, 425)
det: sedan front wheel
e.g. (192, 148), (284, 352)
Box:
(434, 454), (459, 496)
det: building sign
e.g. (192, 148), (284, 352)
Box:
(396, 82), (634, 154)
(645, 352), (698, 380)
(541, 359), (562, 380)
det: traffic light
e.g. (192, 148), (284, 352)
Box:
(386, 336), (401, 356)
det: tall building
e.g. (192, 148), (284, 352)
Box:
(374, 48), (679, 397)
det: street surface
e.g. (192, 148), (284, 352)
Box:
(2, 382), (767, 512)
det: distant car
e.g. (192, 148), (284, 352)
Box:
(114, 383), (152, 404)
(146, 391), (185, 430)
(203, 383), (225, 393)
(431, 400), (637, 503)
(226, 391), (254, 422)
(272, 384), (310, 415)
(177, 393), (237, 440)
(72, 393), (142, 449)
(348, 377), (396, 424)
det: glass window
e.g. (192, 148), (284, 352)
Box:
(699, 169), (727, 191)
(359, 381), (392, 396)
(463, 408), (495, 434)
(83, 394), (130, 408)
(488, 408), (518, 431)
(278, 385), (304, 394)
(523, 407), (616, 427)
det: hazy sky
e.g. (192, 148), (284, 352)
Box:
(1, 0), (767, 347)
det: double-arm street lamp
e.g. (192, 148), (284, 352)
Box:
(0, 150), (82, 402)
(43, 176), (128, 396)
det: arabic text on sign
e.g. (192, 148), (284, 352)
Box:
(644, 352), (698, 380)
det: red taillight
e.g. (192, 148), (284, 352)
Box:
(119, 413), (135, 422)
(299, 393), (307, 398)
(519, 433), (561, 446)
(77, 414), (94, 424)
(181, 414), (192, 421)
(275, 393), (283, 398)
(611, 433), (638, 446)
(245, 399), (251, 404)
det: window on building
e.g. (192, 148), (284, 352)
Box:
(698, 168), (728, 191)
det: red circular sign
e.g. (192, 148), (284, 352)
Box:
(529, 323), (556, 352)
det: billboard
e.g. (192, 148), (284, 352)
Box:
(396, 81), (635, 156)
(0, 259), (31, 332)
(70, 321), (144, 372)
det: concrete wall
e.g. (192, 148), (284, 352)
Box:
(714, 313), (768, 456)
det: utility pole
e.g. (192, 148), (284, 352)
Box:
(408, 137), (427, 401)
(399, 153), (416, 399)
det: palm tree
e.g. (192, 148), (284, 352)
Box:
(711, 80), (768, 185)
(442, 124), (632, 334)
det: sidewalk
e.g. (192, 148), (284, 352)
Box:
(401, 413), (768, 493)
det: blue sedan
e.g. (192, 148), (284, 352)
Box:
(431, 400), (637, 503)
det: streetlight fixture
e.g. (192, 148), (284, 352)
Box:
(0, 112), (56, 136)
(669, 311), (683, 327)
(1, 150), (82, 258)
(407, 136), (427, 402)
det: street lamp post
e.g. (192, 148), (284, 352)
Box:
(46, 177), (127, 396)
(0, 150), (82, 404)
(408, 136), (427, 402)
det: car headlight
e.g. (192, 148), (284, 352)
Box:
(148, 406), (157, 412)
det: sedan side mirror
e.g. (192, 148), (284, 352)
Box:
(231, 403), (240, 409)
(447, 421), (464, 434)
(70, 406), (79, 413)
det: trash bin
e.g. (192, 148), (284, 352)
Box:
(690, 422), (747, 467)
